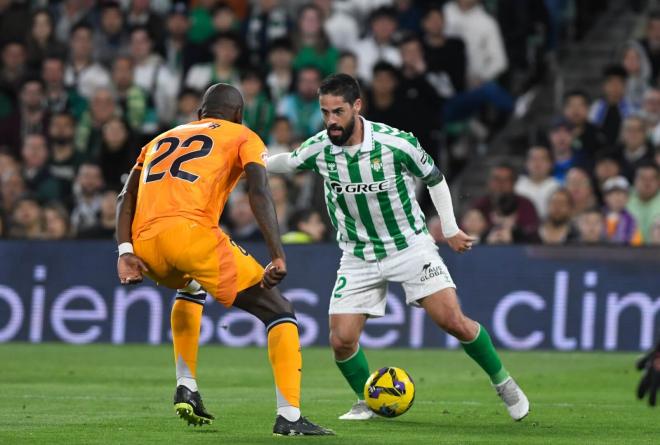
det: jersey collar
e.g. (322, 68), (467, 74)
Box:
(330, 116), (373, 155)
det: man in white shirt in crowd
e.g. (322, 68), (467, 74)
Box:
(515, 145), (561, 219)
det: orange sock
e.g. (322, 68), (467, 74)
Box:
(171, 299), (203, 390)
(268, 321), (302, 410)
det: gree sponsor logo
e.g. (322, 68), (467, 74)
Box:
(329, 180), (391, 194)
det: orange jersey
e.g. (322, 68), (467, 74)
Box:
(131, 118), (267, 240)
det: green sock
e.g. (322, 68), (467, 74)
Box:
(461, 324), (510, 385)
(335, 345), (371, 399)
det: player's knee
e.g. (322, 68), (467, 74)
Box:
(329, 330), (359, 356)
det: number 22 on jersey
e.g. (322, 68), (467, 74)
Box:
(144, 134), (214, 183)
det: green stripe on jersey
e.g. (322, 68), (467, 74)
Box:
(343, 152), (386, 259)
(371, 142), (407, 251)
(324, 147), (366, 259)
(388, 146), (418, 233)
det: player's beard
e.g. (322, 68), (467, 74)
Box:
(326, 115), (356, 146)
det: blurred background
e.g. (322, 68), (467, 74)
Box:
(0, 0), (658, 351)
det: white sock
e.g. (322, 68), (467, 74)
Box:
(277, 406), (301, 422)
(177, 377), (198, 392)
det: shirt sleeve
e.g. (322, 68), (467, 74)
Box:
(399, 135), (436, 179)
(133, 144), (149, 171)
(287, 138), (323, 171)
(238, 129), (267, 168)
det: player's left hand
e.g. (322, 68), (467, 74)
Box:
(262, 257), (287, 289)
(117, 253), (148, 285)
(637, 340), (660, 406)
(446, 230), (476, 253)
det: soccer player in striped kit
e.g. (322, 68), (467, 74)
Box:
(268, 74), (529, 421)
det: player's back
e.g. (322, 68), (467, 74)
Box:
(132, 118), (267, 240)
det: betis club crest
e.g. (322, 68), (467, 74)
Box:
(371, 158), (382, 172)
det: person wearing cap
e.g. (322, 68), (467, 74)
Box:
(548, 116), (591, 183)
(602, 175), (643, 246)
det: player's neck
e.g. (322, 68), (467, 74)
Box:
(345, 117), (364, 147)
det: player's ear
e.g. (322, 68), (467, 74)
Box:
(234, 106), (243, 124)
(353, 98), (362, 114)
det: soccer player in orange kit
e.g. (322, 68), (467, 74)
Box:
(115, 83), (333, 436)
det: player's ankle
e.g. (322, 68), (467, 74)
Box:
(177, 377), (198, 392)
(277, 406), (301, 422)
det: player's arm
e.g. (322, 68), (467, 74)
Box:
(266, 153), (297, 174)
(401, 136), (474, 253)
(243, 162), (287, 288)
(116, 168), (148, 284)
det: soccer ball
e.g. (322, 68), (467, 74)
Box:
(364, 366), (415, 418)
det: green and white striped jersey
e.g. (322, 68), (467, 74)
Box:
(288, 117), (438, 261)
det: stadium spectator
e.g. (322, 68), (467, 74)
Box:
(111, 56), (150, 135)
(75, 88), (119, 159)
(397, 34), (443, 151)
(210, 2), (241, 34)
(277, 66), (323, 140)
(565, 167), (598, 216)
(640, 88), (660, 146)
(126, 0), (164, 45)
(269, 174), (292, 233)
(562, 90), (606, 159)
(443, 0), (507, 88)
(485, 193), (531, 244)
(602, 176), (642, 246)
(164, 3), (204, 82)
(99, 117), (134, 190)
(53, 0), (90, 43)
(0, 0), (30, 44)
(621, 41), (651, 111)
(649, 218), (660, 244)
(618, 116), (655, 181)
(282, 208), (327, 244)
(593, 154), (623, 195)
(187, 0), (218, 45)
(25, 9), (66, 71)
(472, 163), (539, 236)
(365, 62), (409, 131)
(313, 0), (359, 51)
(129, 26), (178, 125)
(21, 133), (61, 203)
(459, 208), (488, 243)
(227, 191), (263, 242)
(534, 189), (578, 245)
(638, 10), (660, 80)
(244, 0), (290, 65)
(547, 118), (585, 183)
(576, 208), (605, 244)
(48, 112), (84, 198)
(627, 163), (660, 243)
(64, 22), (112, 100)
(241, 69), (274, 140)
(265, 38), (295, 106)
(8, 196), (43, 239)
(70, 163), (104, 235)
(268, 117), (294, 155)
(93, 1), (129, 69)
(186, 32), (242, 93)
(0, 169), (26, 215)
(172, 88), (201, 127)
(0, 78), (49, 158)
(337, 51), (361, 84)
(421, 5), (465, 98)
(292, 4), (339, 77)
(515, 145), (560, 219)
(43, 203), (71, 240)
(355, 6), (401, 83)
(395, 0), (423, 34)
(77, 189), (118, 239)
(589, 65), (634, 145)
(42, 55), (86, 119)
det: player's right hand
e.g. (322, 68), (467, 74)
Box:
(262, 257), (287, 289)
(446, 230), (476, 253)
(117, 253), (148, 285)
(637, 340), (660, 406)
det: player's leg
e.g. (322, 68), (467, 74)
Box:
(328, 254), (387, 420)
(418, 289), (529, 420)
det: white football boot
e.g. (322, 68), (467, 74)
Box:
(338, 400), (376, 420)
(494, 377), (529, 421)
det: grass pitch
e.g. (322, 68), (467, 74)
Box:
(0, 344), (657, 444)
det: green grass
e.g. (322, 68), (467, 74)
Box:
(0, 344), (657, 444)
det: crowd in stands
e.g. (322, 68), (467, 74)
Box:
(0, 0), (657, 247)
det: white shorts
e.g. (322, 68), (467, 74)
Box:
(328, 238), (456, 317)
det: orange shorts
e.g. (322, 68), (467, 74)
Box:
(133, 219), (264, 307)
